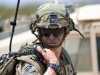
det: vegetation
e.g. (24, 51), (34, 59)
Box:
(0, 5), (39, 19)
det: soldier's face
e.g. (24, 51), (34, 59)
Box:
(40, 28), (65, 47)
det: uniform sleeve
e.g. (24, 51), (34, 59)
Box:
(15, 61), (38, 75)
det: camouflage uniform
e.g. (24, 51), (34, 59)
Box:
(15, 43), (74, 75)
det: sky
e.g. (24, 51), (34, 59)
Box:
(0, 0), (100, 8)
(0, 0), (64, 7)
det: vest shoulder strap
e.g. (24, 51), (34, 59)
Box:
(62, 47), (77, 75)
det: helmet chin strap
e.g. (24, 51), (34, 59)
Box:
(39, 28), (67, 48)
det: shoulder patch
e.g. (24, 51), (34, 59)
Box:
(23, 65), (37, 75)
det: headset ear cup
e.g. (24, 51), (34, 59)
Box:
(29, 23), (34, 34)
(31, 29), (34, 34)
(29, 23), (32, 30)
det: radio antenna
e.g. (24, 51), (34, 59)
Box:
(9, 0), (20, 52)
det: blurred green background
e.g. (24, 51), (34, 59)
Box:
(0, 5), (39, 19)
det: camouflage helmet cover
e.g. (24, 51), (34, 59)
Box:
(31, 2), (74, 30)
(31, 2), (84, 38)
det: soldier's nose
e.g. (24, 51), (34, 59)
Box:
(49, 34), (55, 39)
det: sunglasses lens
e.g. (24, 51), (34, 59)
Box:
(53, 28), (64, 36)
(42, 33), (50, 37)
(40, 28), (64, 37)
(40, 28), (50, 37)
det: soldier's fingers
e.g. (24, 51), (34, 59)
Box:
(37, 46), (45, 54)
(43, 48), (51, 53)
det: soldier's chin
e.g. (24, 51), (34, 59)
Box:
(48, 43), (58, 46)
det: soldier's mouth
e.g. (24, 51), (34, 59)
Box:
(47, 42), (58, 45)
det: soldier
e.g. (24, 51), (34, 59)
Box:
(15, 2), (83, 75)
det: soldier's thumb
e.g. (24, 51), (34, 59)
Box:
(37, 46), (44, 54)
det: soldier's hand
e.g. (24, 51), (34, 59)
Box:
(37, 46), (59, 64)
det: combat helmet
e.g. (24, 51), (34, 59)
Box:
(30, 2), (84, 43)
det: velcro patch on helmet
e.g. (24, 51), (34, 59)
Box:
(36, 13), (70, 28)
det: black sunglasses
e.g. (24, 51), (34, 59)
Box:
(40, 28), (65, 37)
